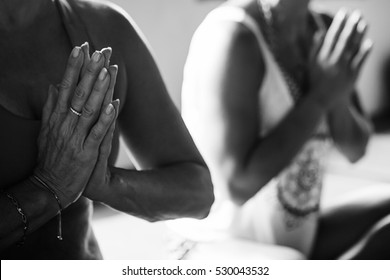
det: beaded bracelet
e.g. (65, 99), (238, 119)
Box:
(32, 175), (63, 241)
(2, 191), (29, 246)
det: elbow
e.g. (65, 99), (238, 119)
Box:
(218, 163), (269, 206)
(345, 135), (370, 164)
(195, 167), (215, 219)
(228, 182), (255, 206)
(226, 173), (264, 206)
(342, 142), (368, 163)
(344, 121), (372, 163)
(185, 163), (215, 220)
(347, 146), (367, 163)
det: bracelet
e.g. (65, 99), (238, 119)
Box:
(2, 191), (29, 246)
(32, 175), (63, 241)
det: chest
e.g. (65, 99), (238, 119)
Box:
(0, 18), (71, 119)
(0, 16), (72, 186)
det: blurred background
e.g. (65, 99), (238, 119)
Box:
(92, 0), (390, 259)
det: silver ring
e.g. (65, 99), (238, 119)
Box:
(69, 107), (82, 117)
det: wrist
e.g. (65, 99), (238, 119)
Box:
(32, 169), (73, 209)
(29, 174), (65, 241)
(82, 165), (114, 203)
(306, 91), (332, 113)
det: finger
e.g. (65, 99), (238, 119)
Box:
(55, 46), (84, 114)
(102, 65), (118, 109)
(81, 42), (91, 78)
(310, 31), (326, 60)
(321, 8), (348, 58)
(101, 47), (112, 68)
(332, 10), (363, 63)
(352, 39), (373, 74)
(98, 99), (120, 160)
(73, 67), (111, 133)
(348, 20), (368, 64)
(69, 50), (105, 114)
(84, 102), (117, 149)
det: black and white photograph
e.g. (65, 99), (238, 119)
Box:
(1, 0), (390, 278)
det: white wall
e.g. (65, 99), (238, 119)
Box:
(109, 0), (223, 108)
(109, 0), (390, 116)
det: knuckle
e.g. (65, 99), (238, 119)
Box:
(65, 60), (77, 72)
(59, 79), (72, 91)
(86, 64), (97, 75)
(90, 126), (103, 141)
(82, 105), (95, 118)
(93, 79), (104, 91)
(74, 87), (86, 98)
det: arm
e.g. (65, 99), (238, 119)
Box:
(1, 46), (117, 251)
(81, 5), (214, 221)
(184, 21), (329, 205)
(183, 9), (372, 206)
(0, 179), (64, 251)
(328, 93), (372, 163)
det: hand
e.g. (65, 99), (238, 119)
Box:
(34, 46), (117, 208)
(309, 9), (372, 109)
(73, 44), (121, 201)
(83, 65), (120, 202)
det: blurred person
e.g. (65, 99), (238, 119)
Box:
(0, 0), (213, 259)
(169, 0), (390, 259)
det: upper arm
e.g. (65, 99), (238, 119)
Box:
(185, 21), (265, 182)
(77, 1), (205, 169)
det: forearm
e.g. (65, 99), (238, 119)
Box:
(100, 162), (214, 222)
(231, 95), (328, 204)
(0, 178), (63, 251)
(328, 101), (372, 162)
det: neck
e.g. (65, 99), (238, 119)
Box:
(0, 0), (50, 30)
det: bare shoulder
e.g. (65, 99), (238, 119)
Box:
(195, 7), (261, 63)
(69, 0), (141, 46)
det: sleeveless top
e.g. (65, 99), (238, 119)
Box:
(0, 0), (95, 187)
(171, 6), (331, 242)
(0, 0), (123, 259)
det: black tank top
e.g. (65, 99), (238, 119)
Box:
(0, 0), (105, 260)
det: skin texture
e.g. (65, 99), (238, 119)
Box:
(0, 0), (214, 259)
(181, 0), (390, 259)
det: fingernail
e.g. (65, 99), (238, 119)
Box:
(72, 47), (80, 58)
(352, 10), (361, 18)
(99, 68), (108, 80)
(92, 51), (101, 62)
(357, 21), (367, 33)
(365, 39), (374, 49)
(106, 103), (114, 115)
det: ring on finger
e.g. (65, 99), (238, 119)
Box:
(69, 106), (82, 117)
